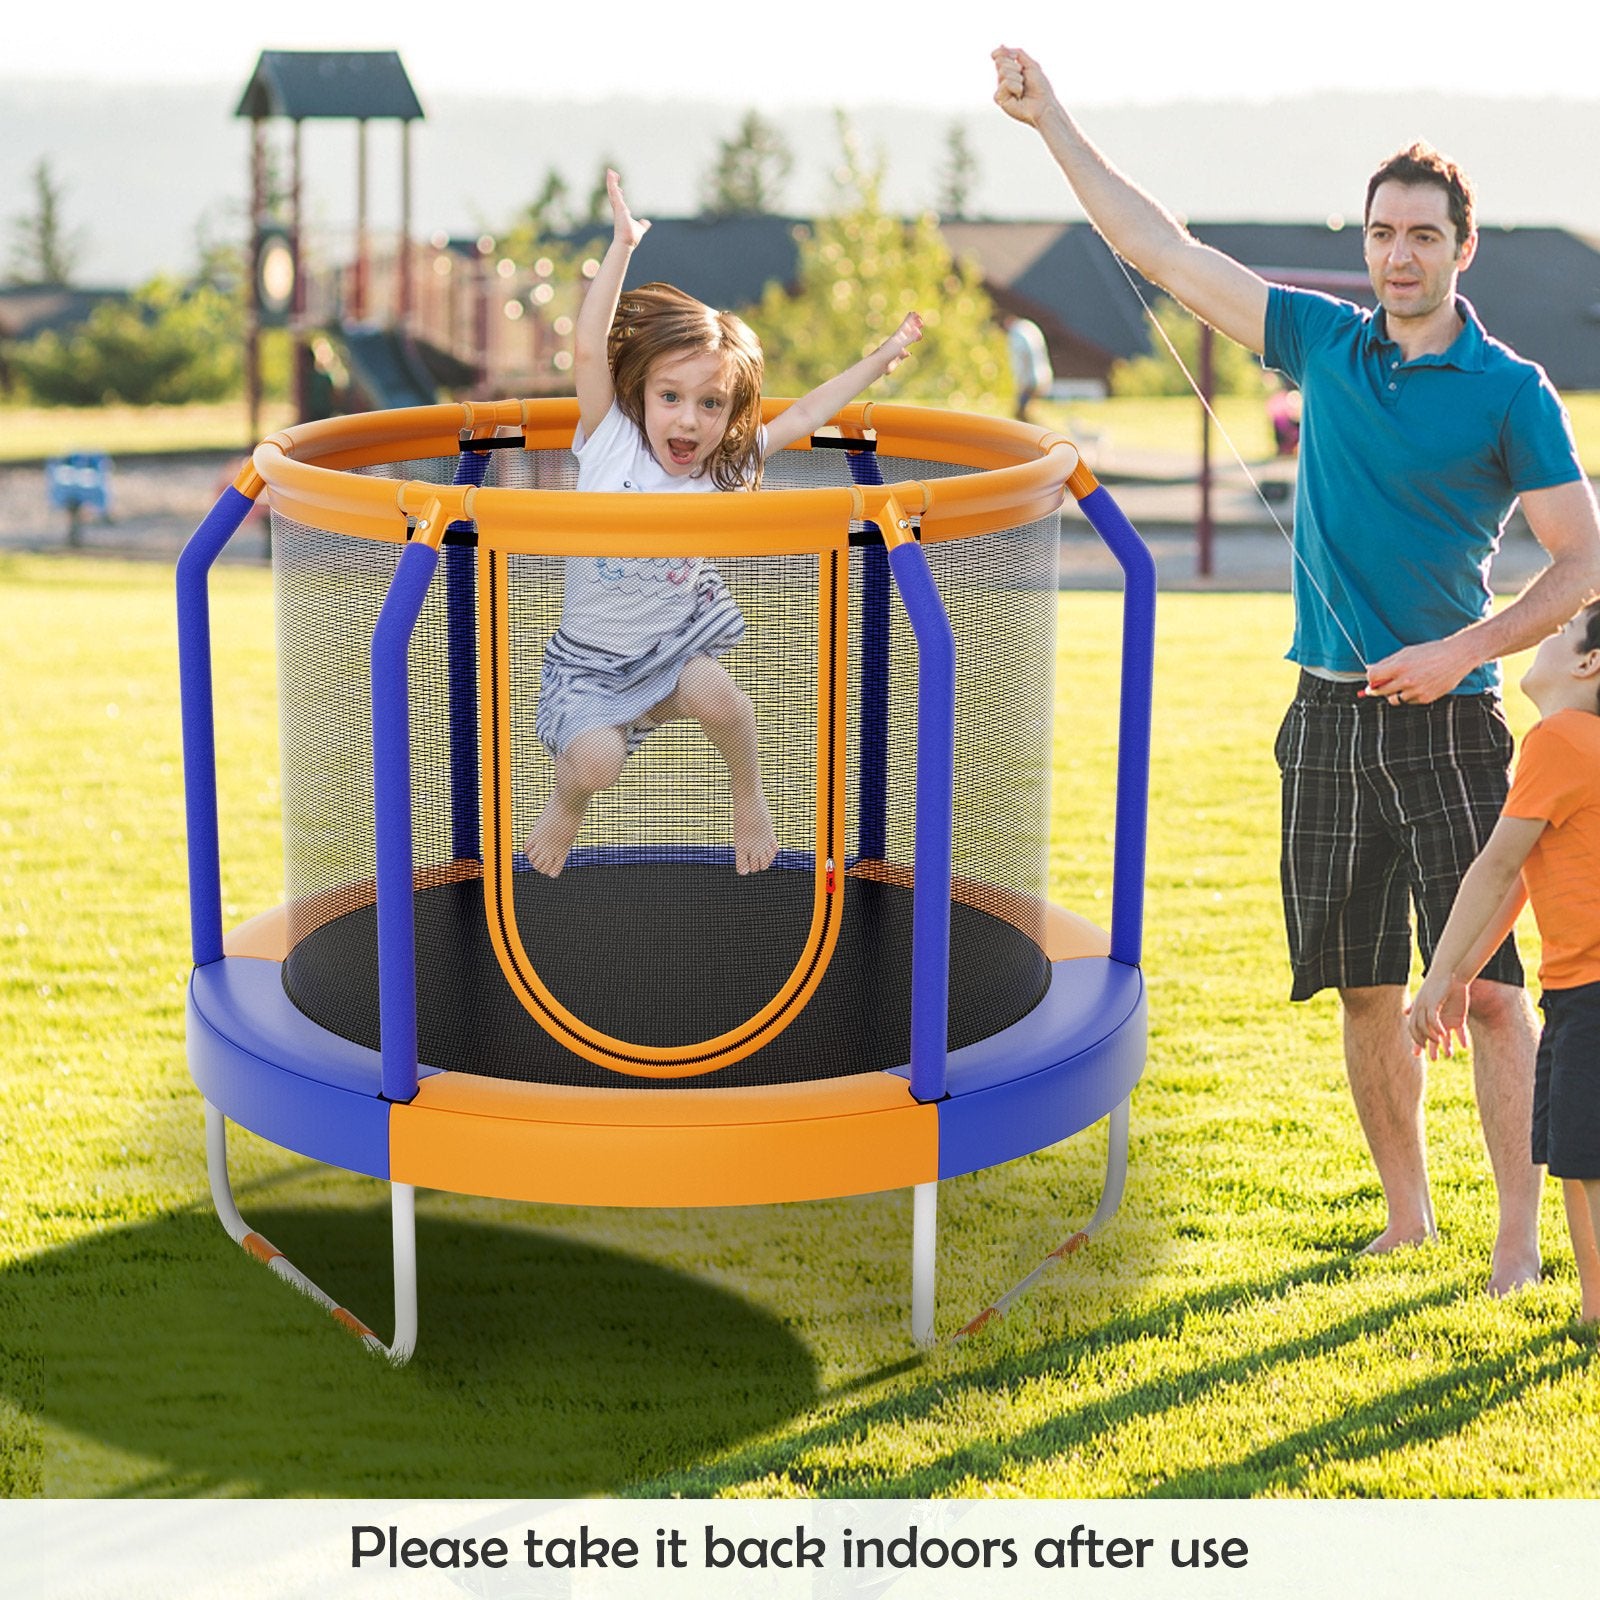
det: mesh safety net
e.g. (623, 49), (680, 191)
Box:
(274, 441), (1059, 1088)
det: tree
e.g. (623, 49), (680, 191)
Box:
(7, 158), (83, 287)
(9, 277), (241, 405)
(583, 159), (620, 227)
(1109, 296), (1267, 399)
(700, 111), (794, 217)
(747, 116), (1009, 414)
(936, 121), (980, 219)
(192, 202), (246, 296)
(519, 169), (573, 238)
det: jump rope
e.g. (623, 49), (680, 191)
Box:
(954, 242), (1386, 1338)
(1102, 248), (1377, 681)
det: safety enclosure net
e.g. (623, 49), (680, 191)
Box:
(272, 441), (1059, 1087)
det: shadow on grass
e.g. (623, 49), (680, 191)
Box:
(13, 1194), (818, 1497)
(651, 1251), (1565, 1497)
(1139, 1324), (1594, 1497)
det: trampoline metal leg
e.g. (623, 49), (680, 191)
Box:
(953, 1094), (1131, 1340)
(911, 1180), (938, 1347)
(204, 1101), (419, 1365)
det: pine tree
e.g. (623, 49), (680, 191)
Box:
(7, 158), (82, 287)
(583, 159), (619, 227)
(936, 122), (980, 219)
(701, 111), (794, 217)
(520, 169), (574, 237)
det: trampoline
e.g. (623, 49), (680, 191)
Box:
(178, 396), (1154, 1362)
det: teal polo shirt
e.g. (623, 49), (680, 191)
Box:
(1264, 286), (1583, 695)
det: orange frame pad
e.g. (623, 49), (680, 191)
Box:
(248, 397), (1079, 551)
(389, 1070), (939, 1207)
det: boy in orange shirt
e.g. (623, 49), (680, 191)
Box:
(1410, 599), (1600, 1319)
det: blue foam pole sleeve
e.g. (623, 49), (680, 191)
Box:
(372, 538), (441, 1104)
(444, 545), (480, 862)
(887, 540), (956, 1105)
(1075, 484), (1156, 967)
(445, 448), (489, 863)
(846, 449), (891, 862)
(176, 486), (258, 966)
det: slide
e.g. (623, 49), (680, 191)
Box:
(334, 322), (439, 409)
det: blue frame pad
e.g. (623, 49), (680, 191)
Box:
(188, 958), (399, 1177)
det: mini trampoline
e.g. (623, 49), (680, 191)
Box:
(178, 397), (1154, 1362)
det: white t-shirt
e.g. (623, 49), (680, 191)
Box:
(1006, 318), (1054, 391)
(560, 404), (754, 654)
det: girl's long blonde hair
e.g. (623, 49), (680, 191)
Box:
(608, 282), (766, 490)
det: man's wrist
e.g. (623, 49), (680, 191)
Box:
(1457, 627), (1496, 683)
(1033, 100), (1072, 139)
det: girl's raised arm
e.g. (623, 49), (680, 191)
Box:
(574, 169), (650, 438)
(763, 312), (924, 454)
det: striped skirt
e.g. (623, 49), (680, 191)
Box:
(535, 567), (747, 757)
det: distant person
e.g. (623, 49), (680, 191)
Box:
(1409, 599), (1600, 1322)
(523, 169), (923, 877)
(1266, 379), (1302, 457)
(993, 45), (1600, 1295)
(1004, 313), (1054, 421)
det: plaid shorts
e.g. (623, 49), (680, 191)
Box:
(1274, 671), (1523, 1001)
(1532, 981), (1600, 1179)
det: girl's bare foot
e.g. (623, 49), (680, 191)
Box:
(523, 793), (588, 877)
(732, 787), (778, 875)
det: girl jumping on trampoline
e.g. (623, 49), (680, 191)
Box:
(524, 168), (923, 877)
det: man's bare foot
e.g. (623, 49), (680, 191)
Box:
(732, 788), (778, 875)
(523, 794), (588, 877)
(1359, 1225), (1436, 1258)
(1486, 1245), (1541, 1298)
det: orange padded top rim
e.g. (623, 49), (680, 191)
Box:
(252, 398), (1080, 552)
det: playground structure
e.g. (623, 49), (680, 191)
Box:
(178, 398), (1154, 1361)
(236, 51), (584, 428)
(227, 49), (1368, 585)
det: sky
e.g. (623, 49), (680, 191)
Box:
(9, 0), (1600, 106)
(4, 1), (1597, 286)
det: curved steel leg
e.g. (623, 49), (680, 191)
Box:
(950, 1095), (1131, 1340)
(205, 1101), (418, 1364)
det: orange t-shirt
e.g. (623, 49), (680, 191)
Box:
(1503, 707), (1600, 989)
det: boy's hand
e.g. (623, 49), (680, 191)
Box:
(1406, 974), (1471, 1059)
(881, 312), (924, 372)
(992, 47), (1057, 127)
(606, 169), (650, 249)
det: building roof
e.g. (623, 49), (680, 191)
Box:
(415, 215), (1600, 389)
(950, 219), (1600, 389)
(234, 51), (424, 121)
(561, 215), (806, 313)
(0, 286), (126, 341)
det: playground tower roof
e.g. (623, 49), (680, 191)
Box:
(234, 51), (424, 121)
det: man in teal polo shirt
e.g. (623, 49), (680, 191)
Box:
(994, 46), (1600, 1293)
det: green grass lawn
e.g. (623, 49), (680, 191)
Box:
(0, 400), (297, 462)
(1034, 392), (1600, 478)
(3, 551), (1597, 1500)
